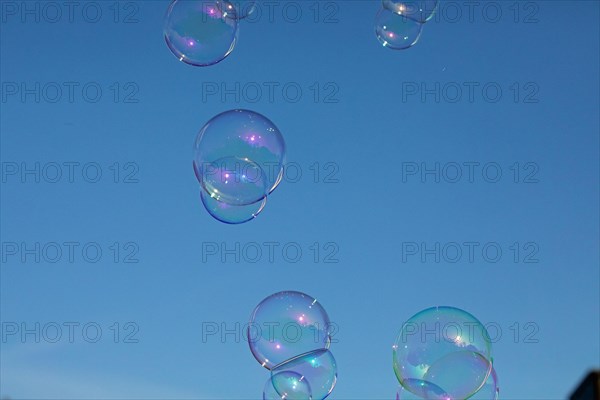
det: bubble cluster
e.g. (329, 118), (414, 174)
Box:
(249, 291), (338, 400)
(375, 0), (439, 50)
(193, 110), (285, 224)
(393, 306), (499, 399)
(164, 0), (256, 67)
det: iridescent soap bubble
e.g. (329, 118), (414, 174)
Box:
(382, 1), (439, 23)
(200, 156), (268, 206)
(393, 306), (493, 397)
(248, 291), (331, 370)
(194, 110), (286, 205)
(272, 349), (337, 400)
(375, 8), (423, 50)
(264, 371), (312, 400)
(217, 0), (256, 19)
(468, 367), (499, 400)
(423, 351), (491, 399)
(164, 0), (238, 66)
(200, 188), (266, 224)
(396, 380), (449, 399)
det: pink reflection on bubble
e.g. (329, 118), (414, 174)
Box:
(241, 132), (264, 146)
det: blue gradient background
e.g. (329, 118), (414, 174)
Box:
(1, 0), (598, 398)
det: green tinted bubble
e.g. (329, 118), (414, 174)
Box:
(393, 306), (493, 396)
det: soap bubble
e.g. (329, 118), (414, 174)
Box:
(469, 367), (499, 400)
(423, 351), (492, 399)
(393, 306), (493, 397)
(194, 109), (286, 205)
(164, 0), (238, 67)
(272, 349), (337, 400)
(264, 371), (312, 400)
(217, 0), (256, 19)
(396, 380), (449, 399)
(382, 1), (439, 23)
(248, 291), (331, 370)
(375, 8), (423, 50)
(200, 188), (266, 224)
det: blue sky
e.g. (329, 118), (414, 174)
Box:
(1, 0), (598, 399)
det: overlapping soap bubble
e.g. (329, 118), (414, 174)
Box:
(164, 0), (256, 66)
(248, 291), (338, 399)
(193, 109), (286, 224)
(375, 0), (439, 50)
(393, 306), (500, 399)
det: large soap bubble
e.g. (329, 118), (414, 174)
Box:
(194, 109), (286, 206)
(248, 291), (331, 370)
(382, 1), (439, 23)
(393, 306), (493, 398)
(164, 0), (238, 66)
(375, 8), (423, 50)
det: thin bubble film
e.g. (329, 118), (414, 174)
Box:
(200, 188), (266, 224)
(396, 380), (450, 400)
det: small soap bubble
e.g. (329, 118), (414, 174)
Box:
(248, 291), (332, 370)
(164, 0), (238, 66)
(194, 109), (286, 205)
